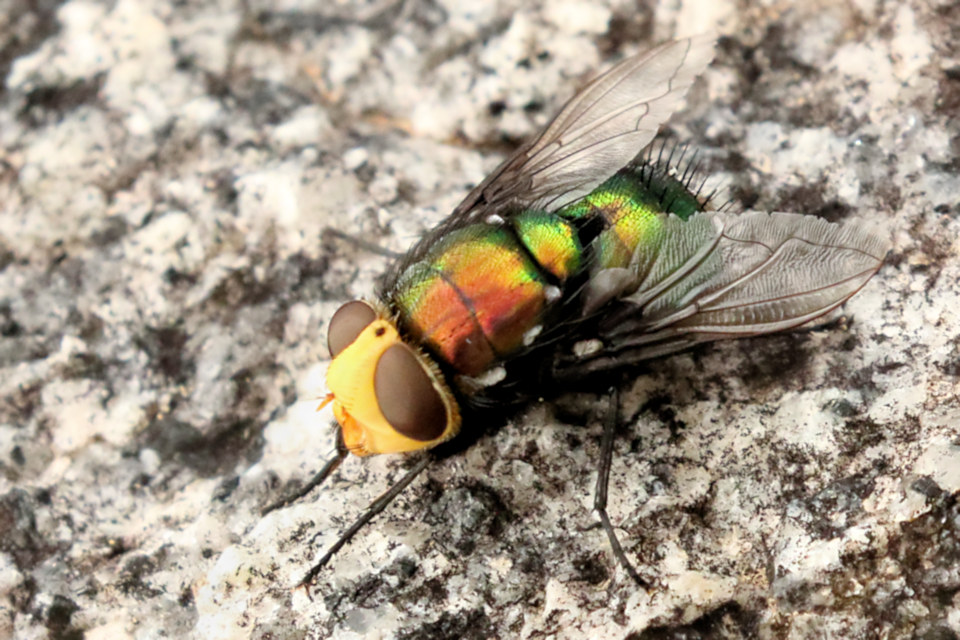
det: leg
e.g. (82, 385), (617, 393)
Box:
(261, 438), (349, 515)
(323, 227), (402, 258)
(594, 387), (646, 586)
(299, 454), (432, 588)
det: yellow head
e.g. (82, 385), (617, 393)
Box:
(323, 300), (461, 456)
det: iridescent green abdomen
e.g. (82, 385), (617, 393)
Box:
(561, 162), (702, 270)
(513, 210), (582, 280)
(560, 161), (708, 312)
(391, 157), (708, 378)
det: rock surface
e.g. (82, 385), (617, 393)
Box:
(1, 1), (958, 638)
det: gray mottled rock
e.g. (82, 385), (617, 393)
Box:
(1, 0), (958, 638)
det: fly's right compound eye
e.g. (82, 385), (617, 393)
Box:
(327, 300), (377, 356)
(373, 344), (448, 442)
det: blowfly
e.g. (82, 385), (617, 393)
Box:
(265, 35), (888, 586)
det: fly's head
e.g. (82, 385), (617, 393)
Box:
(324, 300), (461, 456)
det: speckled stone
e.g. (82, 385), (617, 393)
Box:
(1, 1), (958, 639)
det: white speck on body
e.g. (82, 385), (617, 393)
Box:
(573, 339), (602, 357)
(522, 324), (543, 346)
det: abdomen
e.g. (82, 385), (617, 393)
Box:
(389, 159), (703, 378)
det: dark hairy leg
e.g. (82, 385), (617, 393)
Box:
(261, 440), (349, 516)
(323, 227), (403, 258)
(299, 455), (432, 587)
(594, 387), (646, 586)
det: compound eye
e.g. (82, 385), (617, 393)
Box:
(327, 300), (377, 356)
(374, 344), (447, 441)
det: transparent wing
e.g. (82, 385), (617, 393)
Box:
(571, 212), (888, 371)
(454, 34), (717, 218)
(385, 35), (716, 291)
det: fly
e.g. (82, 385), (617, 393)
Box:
(263, 35), (888, 587)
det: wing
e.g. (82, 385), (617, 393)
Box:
(384, 35), (716, 291)
(455, 34), (717, 217)
(562, 212), (888, 374)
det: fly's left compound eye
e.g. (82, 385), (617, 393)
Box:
(327, 300), (377, 356)
(374, 344), (447, 441)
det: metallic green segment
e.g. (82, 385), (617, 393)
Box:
(559, 163), (708, 271)
(561, 170), (664, 271)
(512, 210), (582, 281)
(648, 170), (702, 221)
(560, 169), (656, 221)
(593, 200), (662, 271)
(562, 163), (702, 220)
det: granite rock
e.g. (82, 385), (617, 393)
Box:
(1, 0), (958, 638)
